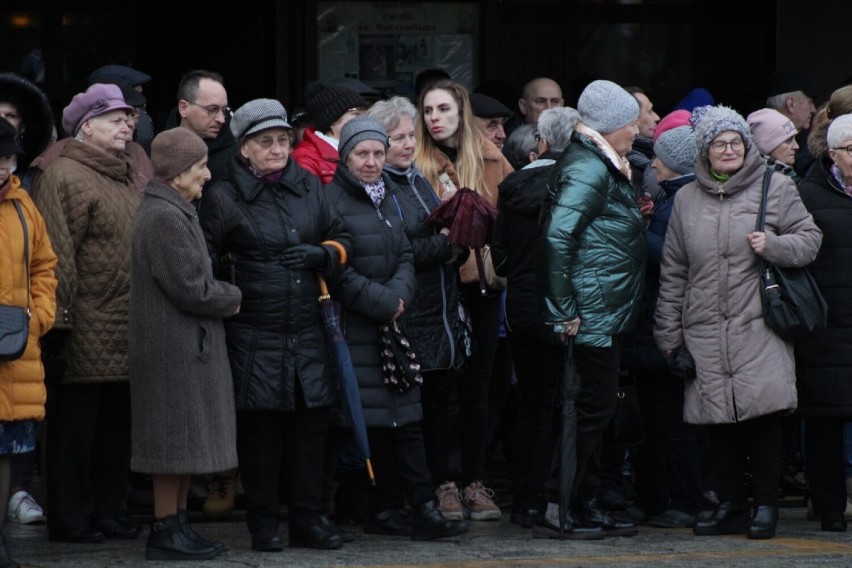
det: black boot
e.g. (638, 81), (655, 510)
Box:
(578, 498), (638, 536)
(0, 535), (19, 568)
(410, 501), (469, 541)
(288, 518), (344, 550)
(319, 514), (356, 543)
(145, 514), (219, 561)
(747, 505), (778, 539)
(177, 509), (226, 552)
(693, 501), (750, 536)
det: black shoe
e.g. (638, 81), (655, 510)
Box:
(48, 527), (106, 543)
(820, 513), (847, 532)
(289, 520), (344, 550)
(693, 501), (750, 536)
(0, 535), (19, 568)
(363, 508), (412, 536)
(319, 514), (356, 543)
(177, 510), (226, 552)
(747, 506), (778, 540)
(611, 504), (648, 525)
(579, 498), (638, 536)
(647, 509), (697, 529)
(410, 501), (469, 541)
(146, 514), (219, 561)
(251, 533), (285, 552)
(532, 512), (606, 540)
(94, 517), (142, 539)
(510, 508), (541, 529)
(597, 487), (628, 512)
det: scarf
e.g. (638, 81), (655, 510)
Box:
(830, 164), (852, 197)
(576, 123), (633, 181)
(363, 178), (386, 208)
(241, 160), (284, 183)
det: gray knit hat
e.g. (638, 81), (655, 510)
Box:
(577, 79), (639, 134)
(690, 104), (752, 157)
(230, 98), (292, 142)
(654, 126), (696, 175)
(338, 117), (389, 165)
(152, 127), (208, 180)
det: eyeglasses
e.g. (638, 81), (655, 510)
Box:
(249, 134), (291, 149)
(710, 138), (744, 153)
(832, 145), (852, 156)
(186, 101), (232, 118)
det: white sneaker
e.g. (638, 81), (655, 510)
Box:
(7, 490), (46, 524)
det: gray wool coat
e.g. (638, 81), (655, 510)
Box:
(129, 180), (242, 474)
(654, 147), (822, 425)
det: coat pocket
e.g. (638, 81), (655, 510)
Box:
(197, 322), (211, 362)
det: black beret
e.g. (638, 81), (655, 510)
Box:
(469, 93), (511, 119)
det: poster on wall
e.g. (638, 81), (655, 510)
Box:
(318, 1), (478, 99)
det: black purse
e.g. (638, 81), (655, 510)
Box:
(379, 321), (423, 394)
(755, 168), (827, 342)
(0, 201), (31, 361)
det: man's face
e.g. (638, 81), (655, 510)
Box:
(519, 79), (563, 124)
(178, 78), (229, 139)
(475, 116), (507, 149)
(634, 93), (660, 139)
(787, 92), (816, 130)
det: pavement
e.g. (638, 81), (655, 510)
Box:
(7, 498), (852, 567)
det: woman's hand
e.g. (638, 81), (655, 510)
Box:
(555, 317), (581, 341)
(747, 231), (766, 254)
(280, 244), (327, 270)
(392, 298), (405, 321)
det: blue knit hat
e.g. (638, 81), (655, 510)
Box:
(690, 105), (752, 158)
(577, 80), (639, 134)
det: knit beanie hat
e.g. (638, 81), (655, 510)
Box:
(577, 79), (639, 134)
(304, 81), (367, 135)
(690, 105), (752, 158)
(653, 110), (692, 142)
(654, 126), (696, 175)
(338, 117), (389, 165)
(746, 108), (797, 156)
(151, 127), (208, 180)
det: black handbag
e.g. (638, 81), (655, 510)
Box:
(0, 201), (31, 361)
(379, 320), (423, 394)
(755, 169), (827, 342)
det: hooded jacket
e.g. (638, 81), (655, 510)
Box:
(292, 128), (339, 185)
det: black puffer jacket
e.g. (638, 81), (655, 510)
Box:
(199, 157), (351, 412)
(325, 167), (418, 428)
(385, 165), (466, 371)
(796, 155), (852, 417)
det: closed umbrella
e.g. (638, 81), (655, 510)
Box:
(424, 187), (498, 296)
(558, 337), (581, 537)
(317, 241), (375, 485)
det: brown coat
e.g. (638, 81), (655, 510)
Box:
(654, 147), (822, 424)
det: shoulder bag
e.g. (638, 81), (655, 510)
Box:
(0, 201), (31, 361)
(755, 168), (827, 342)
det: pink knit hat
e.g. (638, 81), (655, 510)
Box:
(746, 108), (798, 155)
(653, 110), (692, 142)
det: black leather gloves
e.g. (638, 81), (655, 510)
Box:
(280, 244), (328, 271)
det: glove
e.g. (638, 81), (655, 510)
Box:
(280, 244), (328, 271)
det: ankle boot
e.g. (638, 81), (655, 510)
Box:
(146, 514), (219, 561)
(0, 535), (19, 568)
(411, 501), (469, 541)
(747, 505), (778, 539)
(177, 509), (226, 552)
(693, 501), (750, 536)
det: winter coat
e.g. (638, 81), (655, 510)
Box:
(130, 180), (242, 474)
(0, 177), (56, 421)
(541, 129), (646, 348)
(654, 146), (822, 424)
(292, 128), (339, 185)
(199, 158), (350, 413)
(386, 165), (466, 372)
(325, 167), (417, 428)
(492, 153), (559, 335)
(795, 155), (852, 417)
(33, 139), (141, 384)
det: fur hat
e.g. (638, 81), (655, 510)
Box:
(62, 83), (133, 136)
(690, 105), (752, 158)
(230, 98), (291, 142)
(0, 117), (22, 157)
(338, 117), (389, 165)
(746, 108), (797, 155)
(654, 126), (696, 176)
(0, 72), (54, 161)
(577, 80), (639, 134)
(304, 81), (367, 135)
(151, 127), (208, 180)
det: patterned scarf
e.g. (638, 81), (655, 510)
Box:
(363, 179), (386, 208)
(830, 164), (852, 197)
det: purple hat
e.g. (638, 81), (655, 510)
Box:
(62, 83), (133, 136)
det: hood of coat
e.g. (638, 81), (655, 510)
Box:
(694, 142), (764, 198)
(497, 151), (560, 215)
(659, 173), (695, 198)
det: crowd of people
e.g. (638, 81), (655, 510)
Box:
(0, 60), (849, 565)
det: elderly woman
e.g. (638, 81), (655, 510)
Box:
(325, 117), (468, 541)
(34, 84), (143, 543)
(655, 105), (822, 540)
(541, 80), (645, 536)
(797, 108), (852, 532)
(503, 123), (539, 171)
(130, 128), (241, 560)
(0, 117), (56, 567)
(199, 99), (351, 552)
(747, 108), (800, 182)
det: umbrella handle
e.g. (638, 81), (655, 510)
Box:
(366, 458), (376, 486)
(318, 240), (349, 301)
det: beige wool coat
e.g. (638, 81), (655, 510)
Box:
(654, 146), (822, 424)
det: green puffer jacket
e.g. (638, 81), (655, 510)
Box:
(541, 130), (646, 348)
